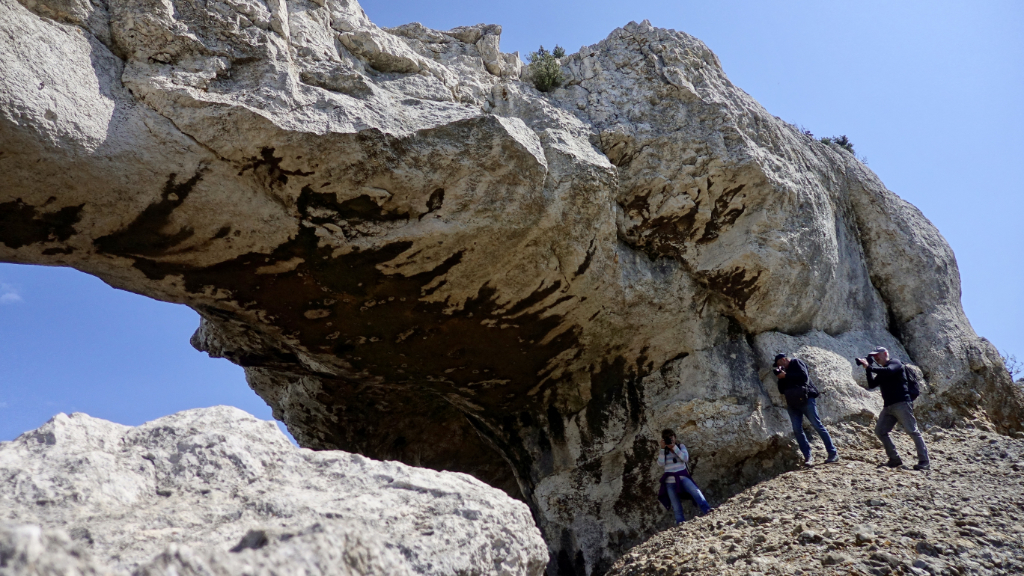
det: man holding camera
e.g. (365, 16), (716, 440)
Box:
(773, 353), (839, 466)
(857, 346), (930, 470)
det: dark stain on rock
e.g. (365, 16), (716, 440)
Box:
(886, 305), (904, 343)
(618, 186), (700, 261)
(573, 550), (587, 576)
(573, 239), (596, 278)
(726, 314), (747, 339)
(556, 529), (588, 576)
(230, 529), (269, 552)
(625, 361), (644, 427)
(0, 199), (83, 249)
(590, 553), (614, 576)
(585, 357), (641, 439)
(42, 246), (75, 255)
(659, 351), (689, 374)
(465, 411), (538, 500)
(698, 182), (746, 244)
(240, 148), (314, 184)
(702, 268), (761, 312)
(504, 280), (562, 316)
(536, 427), (554, 476)
(425, 188), (444, 214)
(341, 195), (406, 222)
(547, 405), (566, 443)
(613, 433), (658, 524)
(297, 186), (407, 223)
(618, 178), (747, 267)
(118, 181), (589, 520)
(94, 170), (205, 257)
(519, 410), (537, 428)
(580, 456), (602, 485)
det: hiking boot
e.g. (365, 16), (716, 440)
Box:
(913, 462), (930, 471)
(803, 457), (814, 467)
(825, 453), (840, 464)
(878, 457), (903, 468)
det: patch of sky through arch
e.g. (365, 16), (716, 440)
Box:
(0, 263), (295, 443)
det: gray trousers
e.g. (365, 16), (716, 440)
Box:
(875, 401), (929, 464)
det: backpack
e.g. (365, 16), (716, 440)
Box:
(781, 359), (820, 406)
(783, 381), (818, 406)
(903, 365), (921, 401)
(783, 385), (809, 406)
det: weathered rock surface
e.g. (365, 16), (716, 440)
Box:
(608, 424), (1024, 576)
(2, 0), (1021, 572)
(0, 407), (547, 576)
(0, 522), (413, 576)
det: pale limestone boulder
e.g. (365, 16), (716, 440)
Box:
(133, 527), (415, 576)
(0, 407), (547, 576)
(0, 522), (415, 576)
(0, 524), (120, 576)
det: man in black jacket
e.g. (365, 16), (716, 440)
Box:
(774, 353), (839, 466)
(857, 346), (930, 470)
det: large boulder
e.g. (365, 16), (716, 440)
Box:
(2, 0), (1021, 573)
(0, 407), (547, 576)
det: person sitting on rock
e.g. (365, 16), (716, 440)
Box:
(857, 346), (930, 470)
(657, 428), (712, 524)
(774, 353), (839, 466)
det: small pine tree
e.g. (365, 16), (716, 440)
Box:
(820, 135), (855, 154)
(528, 45), (566, 93)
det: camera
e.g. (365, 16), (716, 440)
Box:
(661, 429), (674, 445)
(772, 366), (783, 376)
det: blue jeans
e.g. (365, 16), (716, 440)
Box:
(666, 476), (711, 523)
(786, 397), (837, 460)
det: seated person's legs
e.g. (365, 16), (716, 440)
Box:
(679, 476), (711, 515)
(665, 480), (685, 523)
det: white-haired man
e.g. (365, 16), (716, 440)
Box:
(857, 346), (930, 470)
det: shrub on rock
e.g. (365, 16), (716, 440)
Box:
(527, 45), (566, 92)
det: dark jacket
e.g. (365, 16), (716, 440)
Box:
(865, 358), (910, 407)
(776, 358), (819, 408)
(657, 470), (693, 511)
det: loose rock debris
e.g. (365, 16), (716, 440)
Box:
(609, 425), (1024, 576)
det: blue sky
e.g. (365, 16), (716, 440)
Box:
(1, 0), (1021, 441)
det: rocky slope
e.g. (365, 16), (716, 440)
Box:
(0, 407), (548, 576)
(609, 424), (1024, 576)
(2, 0), (1021, 571)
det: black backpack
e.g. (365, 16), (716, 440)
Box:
(781, 359), (820, 406)
(782, 381), (819, 406)
(903, 365), (921, 401)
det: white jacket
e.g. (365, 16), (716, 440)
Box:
(657, 444), (689, 474)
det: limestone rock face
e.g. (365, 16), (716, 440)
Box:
(0, 407), (547, 576)
(2, 0), (1021, 572)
